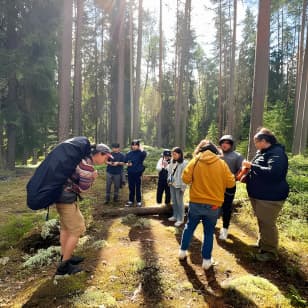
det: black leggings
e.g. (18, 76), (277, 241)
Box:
(221, 186), (236, 229)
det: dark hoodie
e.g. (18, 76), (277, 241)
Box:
(246, 144), (289, 201)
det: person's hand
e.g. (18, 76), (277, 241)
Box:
(242, 160), (252, 169)
(93, 170), (98, 179)
(127, 161), (132, 167)
(162, 160), (168, 168)
(113, 162), (118, 166)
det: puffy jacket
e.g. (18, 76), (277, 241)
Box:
(246, 144), (289, 201)
(182, 151), (235, 207)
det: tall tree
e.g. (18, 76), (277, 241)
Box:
(292, 0), (307, 154)
(226, 0), (237, 135)
(134, 0), (143, 139)
(157, 0), (163, 147)
(116, 0), (126, 146)
(247, 0), (271, 160)
(58, 0), (73, 141)
(72, 0), (84, 136)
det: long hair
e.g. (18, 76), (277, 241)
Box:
(172, 147), (184, 163)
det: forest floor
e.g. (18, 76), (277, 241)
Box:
(0, 171), (307, 307)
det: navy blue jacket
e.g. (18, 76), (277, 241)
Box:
(107, 152), (125, 175)
(246, 144), (289, 201)
(125, 150), (147, 174)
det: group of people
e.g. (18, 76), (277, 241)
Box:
(54, 127), (289, 275)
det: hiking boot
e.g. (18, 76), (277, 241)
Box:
(136, 202), (142, 207)
(55, 261), (81, 276)
(255, 251), (278, 262)
(202, 258), (214, 270)
(125, 201), (133, 207)
(219, 228), (228, 240)
(104, 200), (110, 205)
(178, 249), (188, 260)
(168, 216), (176, 222)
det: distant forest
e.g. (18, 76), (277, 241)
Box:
(0, 0), (307, 169)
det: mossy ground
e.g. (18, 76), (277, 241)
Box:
(0, 170), (307, 307)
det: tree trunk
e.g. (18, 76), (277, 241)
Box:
(297, 22), (308, 154)
(5, 2), (18, 170)
(157, 0), (163, 147)
(58, 0), (73, 141)
(227, 0), (237, 135)
(116, 0), (126, 146)
(134, 0), (143, 140)
(292, 0), (307, 154)
(247, 0), (271, 160)
(72, 0), (83, 137)
(218, 0), (223, 137)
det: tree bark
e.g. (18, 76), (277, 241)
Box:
(157, 0), (163, 147)
(292, 0), (307, 154)
(116, 0), (126, 146)
(227, 0), (237, 135)
(58, 0), (73, 142)
(134, 0), (143, 139)
(247, 0), (271, 160)
(72, 0), (83, 137)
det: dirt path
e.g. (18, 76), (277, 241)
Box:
(0, 179), (307, 307)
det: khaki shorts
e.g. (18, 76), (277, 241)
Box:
(56, 202), (86, 237)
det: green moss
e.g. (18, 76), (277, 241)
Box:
(223, 275), (291, 307)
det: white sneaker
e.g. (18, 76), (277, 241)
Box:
(125, 201), (133, 207)
(136, 202), (142, 207)
(202, 258), (214, 270)
(178, 249), (188, 260)
(168, 216), (176, 222)
(174, 220), (184, 227)
(219, 228), (228, 240)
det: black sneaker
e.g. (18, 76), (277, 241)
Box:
(104, 200), (110, 205)
(55, 261), (81, 275)
(61, 255), (85, 265)
(69, 255), (84, 265)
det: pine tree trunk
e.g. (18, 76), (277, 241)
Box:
(157, 0), (163, 147)
(247, 0), (271, 160)
(116, 0), (126, 146)
(292, 0), (307, 154)
(58, 0), (73, 142)
(227, 0), (237, 135)
(134, 0), (143, 139)
(72, 0), (83, 137)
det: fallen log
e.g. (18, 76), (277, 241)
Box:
(100, 205), (173, 217)
(99, 199), (247, 217)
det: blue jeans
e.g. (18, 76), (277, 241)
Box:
(180, 202), (219, 259)
(170, 186), (185, 221)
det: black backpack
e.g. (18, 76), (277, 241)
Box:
(26, 136), (91, 210)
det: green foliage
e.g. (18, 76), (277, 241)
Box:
(0, 214), (44, 253)
(206, 121), (219, 144)
(263, 100), (293, 151)
(23, 246), (61, 268)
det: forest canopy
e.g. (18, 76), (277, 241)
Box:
(0, 0), (307, 169)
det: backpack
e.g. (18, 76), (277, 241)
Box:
(26, 136), (91, 210)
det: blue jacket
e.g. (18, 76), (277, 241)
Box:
(106, 152), (125, 175)
(125, 150), (147, 174)
(246, 144), (289, 201)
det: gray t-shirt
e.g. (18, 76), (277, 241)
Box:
(221, 151), (244, 175)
